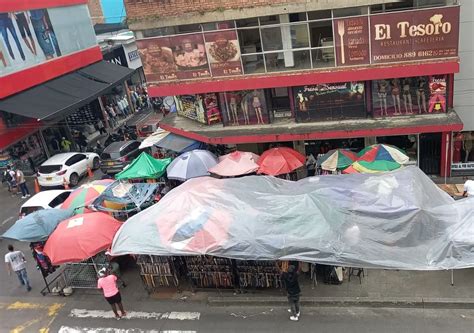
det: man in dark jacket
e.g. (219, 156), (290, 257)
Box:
(281, 264), (301, 321)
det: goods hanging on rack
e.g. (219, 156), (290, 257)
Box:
(236, 260), (282, 289)
(136, 255), (180, 293)
(185, 256), (235, 290)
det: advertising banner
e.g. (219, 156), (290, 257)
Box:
(170, 34), (211, 80)
(370, 6), (459, 64)
(103, 45), (127, 67)
(0, 5), (96, 76)
(137, 37), (178, 82)
(333, 17), (370, 66)
(372, 75), (447, 117)
(204, 30), (242, 77)
(293, 82), (366, 122)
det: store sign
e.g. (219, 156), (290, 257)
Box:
(204, 31), (242, 77)
(137, 33), (211, 83)
(128, 50), (140, 62)
(333, 17), (370, 66)
(0, 5), (97, 77)
(293, 82), (366, 122)
(370, 6), (459, 63)
(103, 46), (127, 67)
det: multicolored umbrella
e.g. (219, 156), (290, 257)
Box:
(358, 144), (409, 164)
(352, 160), (401, 173)
(209, 151), (260, 177)
(1, 209), (74, 242)
(318, 149), (358, 171)
(166, 149), (218, 181)
(61, 180), (112, 213)
(44, 212), (122, 265)
(257, 147), (305, 176)
(342, 165), (359, 174)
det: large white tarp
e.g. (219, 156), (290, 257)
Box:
(111, 167), (474, 270)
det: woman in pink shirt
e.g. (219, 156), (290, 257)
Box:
(97, 268), (126, 319)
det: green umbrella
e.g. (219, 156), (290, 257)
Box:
(317, 149), (358, 171)
(115, 152), (171, 180)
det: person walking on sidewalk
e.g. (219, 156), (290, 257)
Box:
(97, 267), (126, 320)
(16, 168), (30, 199)
(282, 264), (301, 321)
(61, 137), (72, 152)
(5, 245), (31, 291)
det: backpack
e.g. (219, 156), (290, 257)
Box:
(3, 171), (12, 183)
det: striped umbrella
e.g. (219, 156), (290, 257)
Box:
(61, 180), (113, 214)
(318, 149), (358, 171)
(357, 144), (409, 164)
(352, 160), (401, 173)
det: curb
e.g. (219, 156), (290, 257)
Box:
(207, 296), (474, 309)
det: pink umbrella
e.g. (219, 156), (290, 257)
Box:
(209, 151), (260, 177)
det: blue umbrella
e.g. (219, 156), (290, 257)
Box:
(1, 209), (74, 242)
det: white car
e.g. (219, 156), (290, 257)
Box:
(37, 152), (100, 188)
(19, 189), (72, 217)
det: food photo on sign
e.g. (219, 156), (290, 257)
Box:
(204, 31), (242, 76)
(137, 37), (177, 82)
(372, 75), (447, 117)
(170, 34), (211, 79)
(293, 82), (366, 122)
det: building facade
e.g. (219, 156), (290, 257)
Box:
(127, 0), (460, 176)
(0, 0), (136, 174)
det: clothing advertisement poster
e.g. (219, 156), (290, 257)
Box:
(174, 95), (207, 124)
(293, 82), (366, 122)
(0, 5), (96, 76)
(204, 30), (242, 77)
(372, 75), (447, 117)
(219, 90), (269, 126)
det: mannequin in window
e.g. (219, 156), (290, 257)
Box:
(453, 132), (463, 164)
(416, 77), (428, 114)
(296, 90), (309, 121)
(402, 78), (413, 114)
(229, 94), (239, 125)
(377, 80), (388, 116)
(240, 95), (250, 125)
(463, 132), (473, 163)
(252, 91), (264, 124)
(390, 79), (402, 115)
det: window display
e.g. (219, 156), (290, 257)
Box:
(219, 90), (269, 126)
(293, 82), (366, 122)
(372, 75), (447, 117)
(175, 95), (206, 124)
(0, 5), (96, 76)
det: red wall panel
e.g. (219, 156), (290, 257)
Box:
(0, 46), (103, 98)
(0, 0), (87, 12)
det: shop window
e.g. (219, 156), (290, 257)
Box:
(268, 88), (292, 119)
(237, 29), (262, 54)
(290, 24), (310, 49)
(293, 82), (366, 122)
(201, 23), (217, 31)
(307, 10), (332, 21)
(236, 18), (259, 28)
(241, 54), (265, 74)
(216, 21), (235, 29)
(452, 132), (474, 164)
(309, 21), (333, 48)
(415, 0), (447, 7)
(176, 24), (202, 33)
(174, 95), (207, 124)
(261, 27), (283, 51)
(142, 27), (177, 38)
(289, 12), (307, 22)
(311, 47), (335, 68)
(259, 15), (280, 26)
(219, 90), (269, 126)
(372, 75), (447, 118)
(332, 6), (368, 18)
(265, 50), (311, 72)
(383, 0), (414, 12)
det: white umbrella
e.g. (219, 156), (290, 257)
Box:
(139, 128), (170, 149)
(166, 150), (218, 181)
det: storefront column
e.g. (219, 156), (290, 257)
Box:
(365, 136), (376, 146)
(124, 81), (136, 114)
(97, 97), (109, 130)
(440, 131), (452, 181)
(38, 129), (50, 158)
(293, 140), (307, 179)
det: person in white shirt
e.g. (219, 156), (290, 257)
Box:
(463, 178), (474, 197)
(5, 245), (31, 291)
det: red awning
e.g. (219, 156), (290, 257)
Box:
(0, 119), (41, 150)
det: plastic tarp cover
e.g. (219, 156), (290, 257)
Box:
(93, 181), (159, 212)
(111, 167), (474, 270)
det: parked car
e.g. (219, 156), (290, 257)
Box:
(37, 152), (100, 188)
(19, 189), (72, 217)
(100, 140), (141, 175)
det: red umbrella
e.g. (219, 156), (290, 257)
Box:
(44, 212), (121, 265)
(257, 147), (305, 176)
